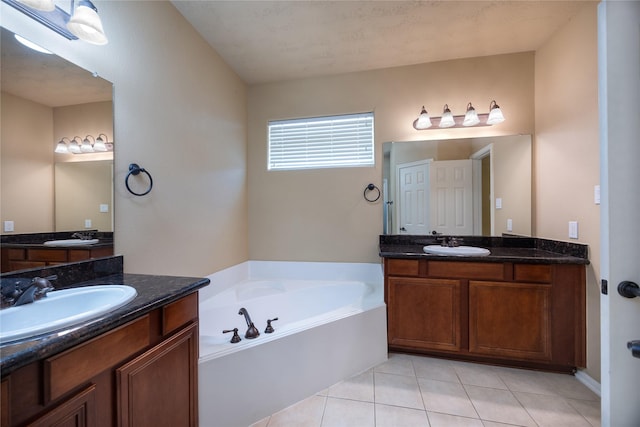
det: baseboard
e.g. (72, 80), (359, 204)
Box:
(575, 369), (601, 397)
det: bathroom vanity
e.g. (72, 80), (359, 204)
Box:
(0, 256), (209, 427)
(380, 235), (588, 373)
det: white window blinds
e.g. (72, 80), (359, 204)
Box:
(268, 112), (374, 170)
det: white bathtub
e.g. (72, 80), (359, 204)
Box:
(198, 261), (387, 427)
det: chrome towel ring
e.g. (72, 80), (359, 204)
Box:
(364, 183), (381, 202)
(125, 163), (153, 196)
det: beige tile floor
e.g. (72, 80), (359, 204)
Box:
(250, 353), (600, 427)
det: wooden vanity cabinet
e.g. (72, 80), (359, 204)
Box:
(384, 258), (586, 372)
(1, 292), (199, 427)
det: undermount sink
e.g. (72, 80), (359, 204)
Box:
(43, 239), (99, 247)
(0, 285), (137, 344)
(423, 245), (491, 256)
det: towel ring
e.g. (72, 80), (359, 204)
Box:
(364, 183), (381, 202)
(125, 163), (153, 196)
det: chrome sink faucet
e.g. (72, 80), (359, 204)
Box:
(438, 236), (462, 247)
(238, 307), (260, 339)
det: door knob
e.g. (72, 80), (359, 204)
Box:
(628, 340), (640, 358)
(618, 281), (640, 298)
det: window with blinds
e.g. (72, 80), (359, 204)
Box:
(268, 112), (374, 170)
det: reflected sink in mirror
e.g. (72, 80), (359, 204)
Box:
(0, 285), (136, 344)
(423, 245), (491, 256)
(43, 239), (100, 247)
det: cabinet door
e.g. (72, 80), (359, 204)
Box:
(116, 323), (198, 427)
(28, 384), (96, 427)
(469, 281), (551, 361)
(388, 277), (461, 351)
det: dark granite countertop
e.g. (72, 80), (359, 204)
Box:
(1, 240), (114, 249)
(379, 235), (589, 265)
(0, 257), (209, 377)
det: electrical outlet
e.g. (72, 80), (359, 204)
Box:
(85, 219), (92, 228)
(3, 221), (14, 232)
(507, 219), (513, 232)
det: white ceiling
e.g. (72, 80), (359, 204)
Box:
(172, 0), (595, 85)
(1, 1), (594, 107)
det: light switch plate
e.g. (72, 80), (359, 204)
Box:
(85, 219), (92, 228)
(495, 198), (502, 209)
(569, 221), (579, 239)
(99, 204), (109, 213)
(507, 219), (513, 232)
(3, 220), (14, 232)
(594, 185), (601, 205)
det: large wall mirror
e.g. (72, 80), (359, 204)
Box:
(382, 135), (532, 236)
(1, 26), (114, 236)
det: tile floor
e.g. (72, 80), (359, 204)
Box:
(250, 353), (600, 427)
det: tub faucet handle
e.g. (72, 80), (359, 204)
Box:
(223, 328), (242, 343)
(265, 317), (279, 334)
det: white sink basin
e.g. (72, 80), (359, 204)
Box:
(43, 239), (99, 247)
(0, 285), (137, 344)
(423, 245), (491, 256)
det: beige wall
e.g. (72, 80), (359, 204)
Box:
(0, 92), (55, 233)
(248, 52), (535, 262)
(1, 1), (248, 276)
(534, 3), (600, 380)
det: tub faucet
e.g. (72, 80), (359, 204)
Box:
(238, 307), (260, 339)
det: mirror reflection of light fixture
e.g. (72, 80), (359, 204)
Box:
(463, 103), (480, 127)
(14, 0), (53, 11)
(68, 136), (82, 154)
(80, 135), (95, 152)
(55, 137), (71, 153)
(487, 100), (505, 125)
(93, 133), (108, 152)
(55, 134), (113, 154)
(67, 0), (108, 45)
(438, 104), (455, 128)
(412, 100), (505, 130)
(412, 106), (432, 130)
(14, 34), (53, 54)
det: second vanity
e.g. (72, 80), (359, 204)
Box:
(0, 256), (209, 427)
(380, 235), (589, 373)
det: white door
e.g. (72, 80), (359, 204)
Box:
(397, 160), (429, 234)
(599, 1), (640, 425)
(430, 159), (473, 235)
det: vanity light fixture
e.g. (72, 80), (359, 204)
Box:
(438, 104), (455, 128)
(413, 100), (505, 130)
(66, 0), (108, 45)
(412, 106), (432, 130)
(462, 103), (480, 126)
(55, 134), (113, 154)
(3, 0), (108, 45)
(486, 100), (505, 125)
(14, 0), (54, 11)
